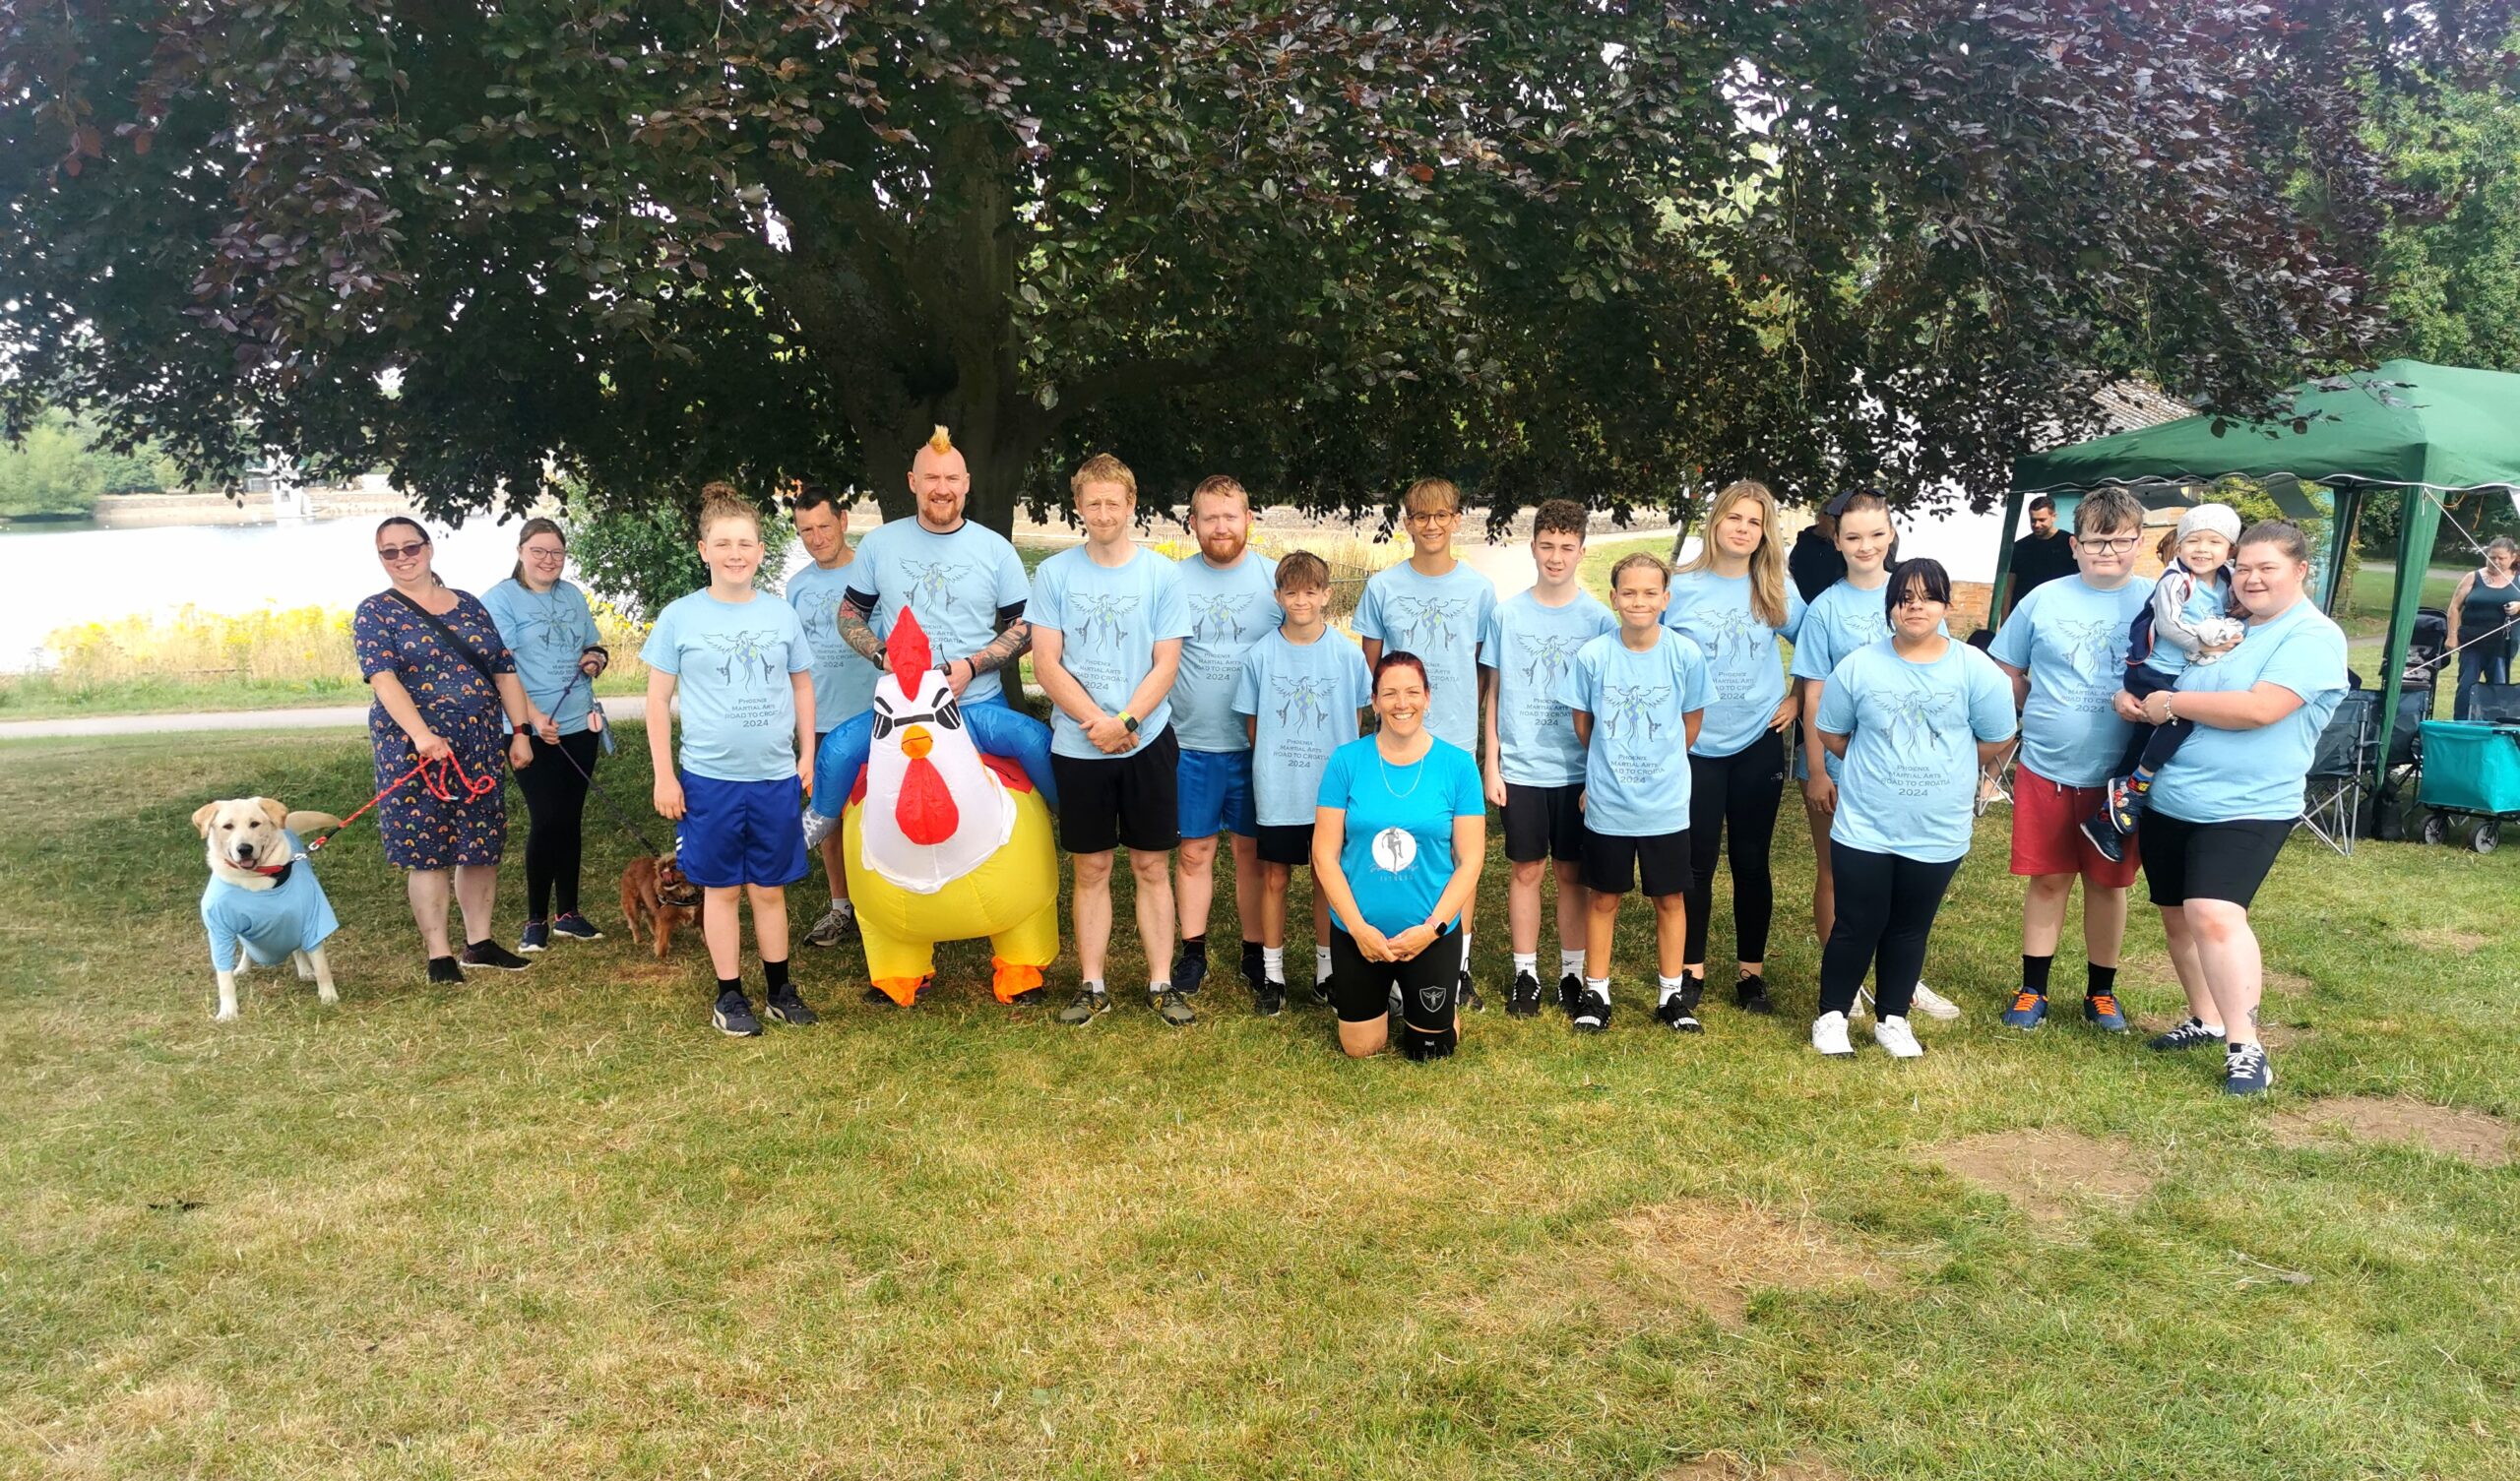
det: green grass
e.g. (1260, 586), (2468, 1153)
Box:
(6, 731), (2518, 1478)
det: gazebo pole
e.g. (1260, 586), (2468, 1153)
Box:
(1988, 483), (2030, 631)
(2370, 486), (2442, 793)
(2324, 485), (2365, 616)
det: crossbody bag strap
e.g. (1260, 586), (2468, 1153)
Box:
(385, 588), (501, 690)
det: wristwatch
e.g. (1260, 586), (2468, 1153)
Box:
(1119, 711), (1140, 734)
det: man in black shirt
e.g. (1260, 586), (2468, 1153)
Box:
(1789, 493), (1852, 603)
(2006, 495), (2077, 615)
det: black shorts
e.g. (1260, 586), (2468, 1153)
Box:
(1502, 782), (1586, 864)
(1581, 827), (1692, 897)
(1328, 925), (1464, 1052)
(2139, 811), (2292, 908)
(1256, 823), (1316, 867)
(1050, 728), (1181, 854)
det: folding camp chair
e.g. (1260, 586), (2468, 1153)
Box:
(2298, 689), (2378, 856)
(2471, 684), (2520, 724)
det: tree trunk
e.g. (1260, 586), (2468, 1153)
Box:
(859, 400), (1050, 538)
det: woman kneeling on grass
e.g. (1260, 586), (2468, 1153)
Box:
(1810, 559), (2016, 1060)
(1312, 652), (1487, 1060)
(2112, 521), (2347, 1095)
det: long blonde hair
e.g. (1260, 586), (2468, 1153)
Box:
(1678, 479), (1789, 629)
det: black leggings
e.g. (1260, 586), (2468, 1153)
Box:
(514, 730), (599, 918)
(2116, 665), (2197, 776)
(1817, 841), (1961, 1019)
(1682, 728), (1785, 965)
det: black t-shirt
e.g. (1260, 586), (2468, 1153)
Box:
(2008, 531), (2076, 610)
(1789, 529), (1847, 604)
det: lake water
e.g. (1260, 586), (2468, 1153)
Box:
(0, 515), (820, 672)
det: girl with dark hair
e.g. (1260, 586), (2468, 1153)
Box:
(2447, 535), (2518, 719)
(353, 517), (540, 982)
(480, 517), (611, 951)
(1808, 559), (2016, 1059)
(1311, 652), (1487, 1060)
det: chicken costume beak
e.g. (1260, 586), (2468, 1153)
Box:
(901, 725), (933, 759)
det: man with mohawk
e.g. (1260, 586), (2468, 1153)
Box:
(836, 426), (1037, 710)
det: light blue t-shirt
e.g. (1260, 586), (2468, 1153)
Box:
(843, 519), (1034, 705)
(1663, 570), (1805, 759)
(479, 578), (601, 735)
(1233, 628), (1374, 827)
(1028, 545), (1192, 760)
(785, 560), (880, 733)
(640, 589), (814, 781)
(1815, 639), (2019, 863)
(1171, 551), (1281, 753)
(200, 833), (341, 972)
(1789, 578), (1945, 780)
(1480, 588), (1616, 787)
(2145, 598), (2349, 823)
(1987, 575), (2153, 787)
(1354, 562), (1497, 753)
(1559, 628), (1714, 836)
(1316, 736), (1485, 937)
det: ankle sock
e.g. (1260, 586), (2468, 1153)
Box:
(716, 976), (742, 1000)
(1512, 951), (1539, 978)
(1583, 976), (1610, 1004)
(2087, 962), (2118, 997)
(1315, 946), (1333, 984)
(1657, 974), (1687, 1007)
(1083, 977), (1106, 996)
(1262, 946), (1286, 981)
(2022, 954), (2054, 995)
(1560, 948), (1587, 979)
(765, 957), (789, 993)
(1458, 932), (1472, 968)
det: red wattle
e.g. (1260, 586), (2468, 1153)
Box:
(896, 756), (960, 845)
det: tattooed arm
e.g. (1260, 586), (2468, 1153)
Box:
(942, 602), (1034, 697)
(838, 587), (885, 666)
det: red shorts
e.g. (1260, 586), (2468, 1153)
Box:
(2009, 764), (2142, 888)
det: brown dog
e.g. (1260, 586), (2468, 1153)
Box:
(619, 853), (702, 958)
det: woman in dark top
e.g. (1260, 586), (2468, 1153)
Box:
(2448, 536), (2518, 719)
(352, 517), (539, 983)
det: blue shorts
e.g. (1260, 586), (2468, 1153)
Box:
(1176, 747), (1256, 838)
(676, 772), (810, 889)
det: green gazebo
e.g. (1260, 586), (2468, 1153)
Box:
(1999, 360), (2520, 788)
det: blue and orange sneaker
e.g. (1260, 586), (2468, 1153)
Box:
(2001, 989), (2050, 1030)
(2083, 992), (2128, 1032)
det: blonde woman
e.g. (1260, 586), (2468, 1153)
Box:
(1660, 480), (1803, 1018)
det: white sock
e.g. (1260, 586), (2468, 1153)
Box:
(1512, 951), (1539, 978)
(1148, 980), (1171, 998)
(1560, 948), (1587, 980)
(1315, 945), (1333, 984)
(1584, 976), (1610, 1004)
(1658, 974), (1687, 1007)
(1263, 946), (1285, 981)
(1084, 977), (1106, 996)
(1459, 932), (1472, 965)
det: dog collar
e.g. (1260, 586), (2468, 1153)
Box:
(247, 861), (293, 885)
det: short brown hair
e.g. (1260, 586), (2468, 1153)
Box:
(1403, 477), (1461, 515)
(1532, 499), (1587, 541)
(2075, 486), (2145, 538)
(1189, 474), (1248, 515)
(1609, 551), (1669, 589)
(1071, 453), (1137, 501)
(1275, 550), (1330, 591)
(696, 481), (760, 539)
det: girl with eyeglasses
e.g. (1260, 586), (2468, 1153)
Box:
(481, 517), (611, 953)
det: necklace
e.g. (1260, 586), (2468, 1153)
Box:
(1378, 740), (1427, 798)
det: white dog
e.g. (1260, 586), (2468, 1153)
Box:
(193, 797), (346, 1021)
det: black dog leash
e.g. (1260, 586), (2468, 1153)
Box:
(514, 688), (672, 858)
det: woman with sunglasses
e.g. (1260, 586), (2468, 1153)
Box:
(481, 517), (611, 953)
(353, 517), (539, 984)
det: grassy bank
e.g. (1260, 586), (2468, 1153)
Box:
(4, 730), (2516, 1480)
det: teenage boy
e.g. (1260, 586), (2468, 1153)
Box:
(1232, 551), (1373, 1016)
(1170, 474), (1281, 999)
(1030, 454), (1197, 1027)
(1560, 553), (1710, 1033)
(1479, 498), (1615, 1017)
(1355, 476), (1497, 1004)
(787, 482), (880, 950)
(1987, 486), (2153, 1032)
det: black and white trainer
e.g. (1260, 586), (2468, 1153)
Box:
(2224, 1041), (2274, 1096)
(713, 989), (763, 1038)
(1656, 977), (1705, 1033)
(1570, 983), (1610, 1034)
(2148, 1017), (2227, 1052)
(1732, 972), (1775, 1016)
(1505, 969), (1544, 1018)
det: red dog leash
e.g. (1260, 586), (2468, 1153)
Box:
(285, 751), (499, 864)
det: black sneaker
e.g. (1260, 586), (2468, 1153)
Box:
(1557, 972), (1585, 1018)
(1240, 944), (1266, 986)
(1656, 977), (1705, 1033)
(1505, 970), (1544, 1018)
(1570, 983), (1609, 1034)
(764, 983), (819, 1026)
(426, 955), (465, 985)
(713, 990), (762, 1037)
(2224, 1041), (2274, 1096)
(519, 919), (549, 954)
(1732, 972), (1774, 1015)
(1310, 976), (1334, 1007)
(1254, 979), (1287, 1018)
(1459, 966), (1484, 1014)
(2148, 1016), (2226, 1052)
(460, 940), (533, 972)
(1173, 949), (1209, 998)
(549, 911), (603, 942)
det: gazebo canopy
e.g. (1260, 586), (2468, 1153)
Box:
(2013, 360), (2520, 494)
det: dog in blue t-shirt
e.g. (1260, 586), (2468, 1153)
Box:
(193, 797), (346, 1021)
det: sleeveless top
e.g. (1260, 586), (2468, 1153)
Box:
(2462, 570), (2516, 650)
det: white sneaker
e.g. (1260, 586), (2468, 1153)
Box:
(1910, 982), (1961, 1020)
(1811, 1011), (1854, 1057)
(1872, 1015), (1924, 1059)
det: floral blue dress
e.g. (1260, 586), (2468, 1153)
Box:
(353, 589), (517, 869)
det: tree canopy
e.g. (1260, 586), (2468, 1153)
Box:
(4, 1), (2511, 534)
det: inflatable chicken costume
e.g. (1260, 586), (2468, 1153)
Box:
(809, 609), (1059, 1005)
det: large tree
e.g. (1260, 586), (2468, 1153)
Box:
(3, 1), (2509, 533)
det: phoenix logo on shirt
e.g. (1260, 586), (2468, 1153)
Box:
(1071, 592), (1140, 649)
(512, 605), (579, 650)
(1388, 595), (1472, 653)
(791, 588), (847, 648)
(901, 560), (971, 611)
(1184, 591), (1255, 645)
(1600, 683), (1673, 752)
(1272, 674), (1337, 731)
(1881, 682), (1961, 756)
(701, 631), (785, 687)
(2051, 619), (2122, 685)
(1517, 633), (1586, 691)
(1691, 606), (1765, 666)
(1837, 609), (1890, 647)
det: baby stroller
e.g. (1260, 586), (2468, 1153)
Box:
(2415, 687), (2520, 852)
(2373, 607), (2449, 840)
